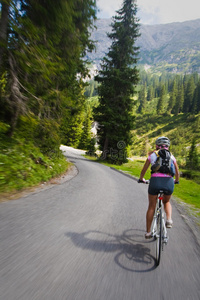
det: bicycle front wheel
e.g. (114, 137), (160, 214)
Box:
(155, 211), (162, 266)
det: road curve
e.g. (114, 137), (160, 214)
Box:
(0, 146), (200, 300)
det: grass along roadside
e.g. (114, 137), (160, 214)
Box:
(0, 140), (70, 199)
(85, 156), (200, 220)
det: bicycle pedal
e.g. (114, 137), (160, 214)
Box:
(163, 237), (168, 244)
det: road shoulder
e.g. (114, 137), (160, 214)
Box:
(0, 164), (78, 202)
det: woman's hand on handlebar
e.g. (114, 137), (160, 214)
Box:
(174, 180), (179, 184)
(138, 178), (149, 184)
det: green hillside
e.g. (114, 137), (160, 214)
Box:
(87, 94), (200, 168)
(131, 112), (200, 159)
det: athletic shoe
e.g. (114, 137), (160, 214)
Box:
(145, 232), (152, 239)
(166, 219), (173, 228)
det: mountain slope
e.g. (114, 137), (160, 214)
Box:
(87, 18), (200, 73)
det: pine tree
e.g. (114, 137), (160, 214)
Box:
(186, 138), (199, 170)
(183, 76), (195, 113)
(168, 78), (177, 113)
(197, 83), (200, 113)
(192, 80), (200, 114)
(79, 105), (93, 150)
(137, 84), (146, 113)
(174, 82), (184, 115)
(157, 85), (165, 115)
(0, 0), (10, 70)
(94, 0), (140, 163)
(147, 85), (154, 101)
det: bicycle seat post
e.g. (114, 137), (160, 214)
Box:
(158, 190), (164, 204)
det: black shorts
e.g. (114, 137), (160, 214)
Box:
(148, 177), (174, 195)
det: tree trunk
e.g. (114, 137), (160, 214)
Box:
(0, 1), (10, 69)
(102, 136), (109, 159)
(6, 54), (27, 137)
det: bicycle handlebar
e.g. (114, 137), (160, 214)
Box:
(138, 179), (179, 184)
(138, 179), (149, 184)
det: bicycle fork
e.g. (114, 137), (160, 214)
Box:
(162, 214), (168, 246)
(151, 208), (168, 245)
(151, 209), (159, 238)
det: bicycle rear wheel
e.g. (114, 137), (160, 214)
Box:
(155, 211), (162, 266)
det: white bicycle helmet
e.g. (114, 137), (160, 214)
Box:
(156, 136), (170, 147)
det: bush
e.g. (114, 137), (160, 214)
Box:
(35, 119), (61, 157)
(16, 115), (39, 141)
(186, 138), (199, 170)
(85, 138), (96, 156)
(181, 170), (200, 184)
(0, 137), (69, 193)
(0, 122), (10, 136)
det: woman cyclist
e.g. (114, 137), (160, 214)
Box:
(139, 136), (179, 239)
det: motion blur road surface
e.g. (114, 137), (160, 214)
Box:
(0, 146), (200, 300)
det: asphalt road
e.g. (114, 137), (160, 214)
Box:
(0, 146), (200, 300)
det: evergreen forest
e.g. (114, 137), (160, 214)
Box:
(132, 69), (200, 163)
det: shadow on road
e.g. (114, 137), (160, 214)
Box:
(65, 229), (156, 272)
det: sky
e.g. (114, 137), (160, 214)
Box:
(96, 0), (200, 25)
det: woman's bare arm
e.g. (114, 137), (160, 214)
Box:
(174, 161), (180, 182)
(139, 158), (150, 181)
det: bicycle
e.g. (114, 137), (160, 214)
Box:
(151, 190), (168, 266)
(138, 179), (169, 266)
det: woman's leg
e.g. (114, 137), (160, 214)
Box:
(146, 194), (157, 233)
(162, 195), (172, 221)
